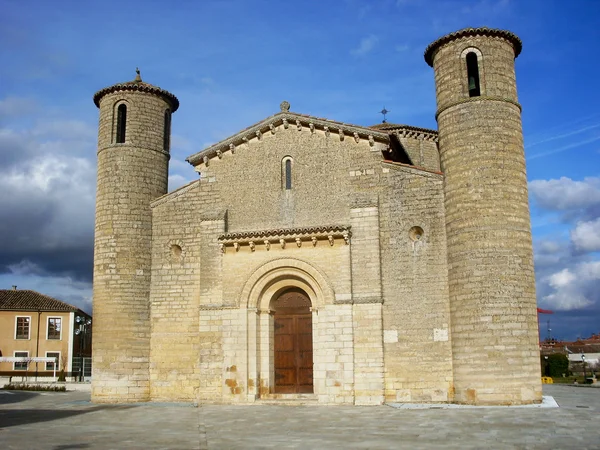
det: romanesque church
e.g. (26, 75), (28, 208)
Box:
(91, 27), (542, 405)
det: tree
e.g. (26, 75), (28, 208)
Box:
(541, 354), (569, 378)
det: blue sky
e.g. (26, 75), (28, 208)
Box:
(0, 0), (599, 340)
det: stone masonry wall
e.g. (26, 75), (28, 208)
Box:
(149, 181), (224, 402)
(92, 90), (171, 403)
(432, 33), (542, 404)
(379, 163), (453, 403)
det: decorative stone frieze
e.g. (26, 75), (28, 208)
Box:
(217, 225), (351, 252)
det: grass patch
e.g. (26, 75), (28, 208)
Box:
(3, 383), (66, 392)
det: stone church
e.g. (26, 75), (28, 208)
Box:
(91, 27), (542, 406)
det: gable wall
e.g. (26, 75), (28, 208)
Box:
(198, 125), (387, 231)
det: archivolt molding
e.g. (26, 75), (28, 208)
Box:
(239, 257), (336, 311)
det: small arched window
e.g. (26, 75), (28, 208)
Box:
(282, 157), (293, 190)
(163, 109), (171, 151)
(116, 104), (127, 143)
(466, 52), (481, 97)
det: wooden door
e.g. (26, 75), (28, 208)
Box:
(273, 290), (313, 393)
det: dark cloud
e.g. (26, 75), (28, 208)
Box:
(0, 107), (96, 283)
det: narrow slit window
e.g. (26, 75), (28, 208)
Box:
(116, 104), (127, 143)
(163, 109), (171, 151)
(466, 52), (481, 97)
(285, 159), (292, 190)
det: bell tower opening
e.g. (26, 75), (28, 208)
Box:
(271, 288), (313, 394)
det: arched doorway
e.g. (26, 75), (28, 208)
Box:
(271, 288), (313, 393)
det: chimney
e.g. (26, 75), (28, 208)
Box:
(11, 285), (17, 290)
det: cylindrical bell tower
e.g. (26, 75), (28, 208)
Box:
(91, 70), (178, 403)
(425, 28), (541, 405)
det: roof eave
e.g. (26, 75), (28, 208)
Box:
(186, 112), (390, 167)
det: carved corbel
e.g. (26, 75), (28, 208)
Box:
(256, 130), (262, 140)
(296, 120), (302, 131)
(339, 129), (345, 141)
(203, 156), (209, 166)
(311, 236), (317, 247)
(328, 235), (334, 246)
(343, 231), (350, 245)
(353, 132), (360, 143)
(233, 242), (240, 252)
(368, 135), (375, 147)
(283, 119), (289, 129)
(324, 126), (330, 137)
(243, 136), (249, 146)
(280, 239), (286, 249)
(264, 240), (270, 250)
(219, 243), (225, 254)
(295, 238), (302, 247)
(309, 123), (315, 134)
(249, 241), (255, 252)
(216, 150), (223, 159)
(229, 143), (236, 154)
(269, 123), (275, 134)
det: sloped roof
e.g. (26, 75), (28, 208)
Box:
(186, 107), (391, 167)
(93, 70), (179, 112)
(424, 27), (522, 67)
(0, 289), (82, 313)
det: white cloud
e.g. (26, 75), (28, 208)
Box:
(168, 174), (193, 190)
(571, 217), (600, 253)
(351, 35), (379, 56)
(529, 177), (600, 211)
(0, 96), (38, 117)
(541, 262), (600, 311)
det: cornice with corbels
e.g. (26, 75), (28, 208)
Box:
(393, 127), (438, 143)
(217, 225), (351, 253)
(186, 102), (390, 168)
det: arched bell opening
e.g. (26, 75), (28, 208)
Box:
(270, 288), (313, 394)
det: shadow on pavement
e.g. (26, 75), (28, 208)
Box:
(0, 405), (135, 429)
(0, 390), (40, 405)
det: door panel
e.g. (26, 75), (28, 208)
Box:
(273, 304), (313, 394)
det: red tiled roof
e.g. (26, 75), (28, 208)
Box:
(0, 290), (82, 313)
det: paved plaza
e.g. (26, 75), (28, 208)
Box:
(0, 385), (599, 449)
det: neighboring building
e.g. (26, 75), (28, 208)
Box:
(91, 27), (542, 406)
(0, 287), (92, 378)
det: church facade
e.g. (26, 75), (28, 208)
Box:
(91, 28), (542, 405)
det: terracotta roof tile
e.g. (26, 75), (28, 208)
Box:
(0, 290), (83, 313)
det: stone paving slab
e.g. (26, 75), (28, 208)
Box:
(0, 385), (599, 449)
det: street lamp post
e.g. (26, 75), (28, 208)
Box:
(544, 355), (549, 377)
(74, 315), (92, 382)
(582, 355), (587, 383)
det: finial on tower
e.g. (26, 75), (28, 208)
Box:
(135, 67), (142, 82)
(380, 107), (389, 123)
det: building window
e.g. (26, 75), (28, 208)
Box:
(116, 103), (127, 143)
(163, 109), (171, 151)
(466, 52), (481, 97)
(15, 316), (30, 339)
(46, 352), (60, 371)
(47, 317), (62, 340)
(283, 157), (293, 190)
(14, 351), (28, 370)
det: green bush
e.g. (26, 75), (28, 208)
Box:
(2, 383), (66, 392)
(541, 354), (569, 378)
